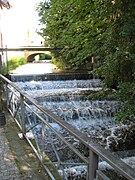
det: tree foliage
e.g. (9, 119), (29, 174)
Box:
(7, 56), (27, 73)
(36, 0), (99, 70)
(37, 0), (135, 122)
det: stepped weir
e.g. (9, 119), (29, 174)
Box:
(0, 73), (135, 180)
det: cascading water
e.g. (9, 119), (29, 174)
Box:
(12, 77), (118, 133)
(10, 74), (121, 157)
(11, 74), (124, 179)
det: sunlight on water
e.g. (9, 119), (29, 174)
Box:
(12, 63), (57, 75)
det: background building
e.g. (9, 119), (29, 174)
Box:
(0, 0), (43, 51)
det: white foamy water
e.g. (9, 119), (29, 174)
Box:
(14, 78), (118, 132)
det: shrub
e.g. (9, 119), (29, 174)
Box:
(39, 53), (52, 60)
(7, 56), (27, 72)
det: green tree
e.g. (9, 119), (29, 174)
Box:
(37, 0), (135, 122)
(36, 0), (98, 70)
(96, 0), (135, 88)
(95, 0), (135, 122)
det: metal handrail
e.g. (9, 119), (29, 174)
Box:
(0, 74), (135, 180)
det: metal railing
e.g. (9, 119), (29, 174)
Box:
(0, 74), (135, 180)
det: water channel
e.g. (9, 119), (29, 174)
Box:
(10, 73), (135, 179)
(11, 74), (118, 136)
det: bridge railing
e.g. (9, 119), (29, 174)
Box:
(0, 74), (135, 180)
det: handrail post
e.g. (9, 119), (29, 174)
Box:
(20, 94), (26, 136)
(41, 122), (45, 160)
(5, 82), (9, 108)
(88, 149), (99, 180)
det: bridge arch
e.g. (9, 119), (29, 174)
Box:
(24, 50), (52, 62)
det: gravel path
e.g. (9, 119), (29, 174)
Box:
(0, 128), (20, 180)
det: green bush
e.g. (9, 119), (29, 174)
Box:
(115, 82), (135, 123)
(8, 56), (27, 72)
(39, 53), (52, 60)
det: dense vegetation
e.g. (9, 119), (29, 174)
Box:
(3, 56), (27, 74)
(38, 53), (52, 60)
(36, 0), (135, 122)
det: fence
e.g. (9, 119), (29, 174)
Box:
(0, 74), (135, 180)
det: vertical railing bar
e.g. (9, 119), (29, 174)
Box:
(33, 134), (42, 159)
(46, 128), (68, 180)
(20, 94), (26, 136)
(27, 118), (43, 160)
(47, 128), (61, 163)
(13, 104), (20, 118)
(23, 102), (39, 127)
(25, 112), (45, 160)
(8, 108), (22, 131)
(12, 94), (16, 116)
(5, 82), (9, 108)
(11, 96), (15, 114)
(41, 122), (45, 161)
(26, 112), (44, 160)
(33, 113), (37, 124)
(8, 92), (13, 108)
(88, 150), (99, 180)
(24, 110), (43, 157)
(25, 111), (33, 131)
(16, 108), (22, 127)
(12, 98), (16, 117)
(24, 135), (56, 180)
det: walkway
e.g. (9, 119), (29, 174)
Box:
(0, 112), (50, 180)
(0, 127), (20, 180)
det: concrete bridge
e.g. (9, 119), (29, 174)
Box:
(0, 47), (60, 62)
